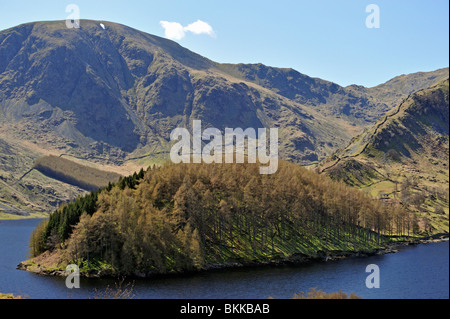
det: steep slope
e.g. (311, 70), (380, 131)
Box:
(321, 79), (449, 233)
(0, 20), (347, 213)
(1, 20), (447, 165)
(0, 20), (349, 166)
(0, 136), (86, 215)
(217, 63), (449, 124)
(0, 20), (448, 214)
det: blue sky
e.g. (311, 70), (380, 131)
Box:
(0, 0), (448, 87)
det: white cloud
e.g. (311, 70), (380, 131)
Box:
(184, 20), (216, 37)
(160, 21), (186, 40)
(160, 20), (215, 40)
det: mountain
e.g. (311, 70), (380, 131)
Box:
(0, 20), (448, 213)
(321, 79), (449, 233)
(0, 20), (347, 165)
(1, 20), (447, 163)
(218, 64), (449, 124)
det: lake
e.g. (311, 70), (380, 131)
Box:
(0, 218), (448, 299)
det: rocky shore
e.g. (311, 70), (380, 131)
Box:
(17, 234), (449, 279)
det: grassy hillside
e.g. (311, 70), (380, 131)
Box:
(27, 160), (417, 277)
(0, 136), (90, 216)
(0, 115), (151, 217)
(321, 79), (449, 234)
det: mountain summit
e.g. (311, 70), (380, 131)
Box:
(1, 20), (447, 164)
(0, 20), (448, 212)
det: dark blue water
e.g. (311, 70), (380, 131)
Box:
(0, 218), (448, 299)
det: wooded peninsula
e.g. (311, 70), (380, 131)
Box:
(23, 160), (423, 277)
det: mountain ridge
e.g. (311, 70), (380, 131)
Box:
(1, 20), (448, 162)
(0, 20), (448, 213)
(321, 78), (449, 233)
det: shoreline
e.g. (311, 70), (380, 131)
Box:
(17, 233), (449, 280)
